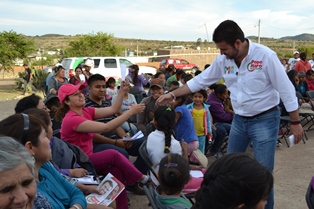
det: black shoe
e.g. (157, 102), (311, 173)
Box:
(125, 183), (145, 195)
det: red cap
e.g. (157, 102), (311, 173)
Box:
(58, 84), (85, 104)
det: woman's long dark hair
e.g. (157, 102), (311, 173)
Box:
(131, 64), (139, 86)
(154, 106), (176, 153)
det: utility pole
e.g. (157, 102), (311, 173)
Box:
(257, 19), (261, 44)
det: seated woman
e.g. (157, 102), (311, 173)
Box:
(0, 136), (46, 209)
(46, 65), (69, 100)
(0, 114), (87, 209)
(130, 64), (150, 97)
(55, 83), (150, 208)
(155, 153), (192, 209)
(147, 106), (203, 194)
(191, 153), (273, 209)
(207, 84), (233, 156)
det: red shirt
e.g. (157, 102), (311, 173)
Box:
(61, 107), (95, 155)
(306, 79), (314, 91)
(294, 60), (311, 73)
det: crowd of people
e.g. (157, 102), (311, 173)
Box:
(3, 19), (310, 209)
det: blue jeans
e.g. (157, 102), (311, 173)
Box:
(121, 122), (138, 136)
(23, 80), (37, 94)
(227, 108), (280, 209)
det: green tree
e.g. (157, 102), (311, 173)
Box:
(64, 32), (123, 57)
(0, 30), (34, 75)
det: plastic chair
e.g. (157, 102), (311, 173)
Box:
(306, 180), (314, 209)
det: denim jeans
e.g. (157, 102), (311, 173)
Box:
(23, 80), (37, 94)
(207, 124), (228, 154)
(227, 108), (280, 209)
(120, 121), (138, 136)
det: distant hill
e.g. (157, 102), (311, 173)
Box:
(280, 33), (314, 41)
(248, 33), (314, 41)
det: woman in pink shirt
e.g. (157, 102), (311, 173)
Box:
(55, 83), (149, 209)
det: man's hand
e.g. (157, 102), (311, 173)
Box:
(156, 93), (173, 106)
(70, 168), (88, 177)
(290, 124), (304, 144)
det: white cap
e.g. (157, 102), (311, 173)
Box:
(294, 51), (299, 55)
(54, 63), (63, 67)
(84, 59), (94, 67)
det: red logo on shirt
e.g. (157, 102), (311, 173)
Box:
(247, 60), (263, 72)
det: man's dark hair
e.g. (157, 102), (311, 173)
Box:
(306, 69), (314, 77)
(87, 74), (105, 86)
(169, 80), (179, 87)
(213, 20), (245, 46)
(183, 74), (193, 83)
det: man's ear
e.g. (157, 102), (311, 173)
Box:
(234, 39), (242, 49)
(24, 141), (35, 156)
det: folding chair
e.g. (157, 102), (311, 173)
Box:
(138, 140), (195, 204)
(278, 114), (307, 147)
(143, 185), (159, 209)
(306, 180), (314, 209)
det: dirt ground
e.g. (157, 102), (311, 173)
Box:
(0, 79), (313, 209)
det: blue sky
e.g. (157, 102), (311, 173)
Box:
(1, 0), (314, 41)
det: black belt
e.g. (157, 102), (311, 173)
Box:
(239, 106), (278, 119)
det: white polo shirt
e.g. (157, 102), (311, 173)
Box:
(187, 39), (298, 117)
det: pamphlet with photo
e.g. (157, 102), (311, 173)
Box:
(86, 173), (125, 206)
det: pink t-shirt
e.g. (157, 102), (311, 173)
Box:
(61, 107), (95, 155)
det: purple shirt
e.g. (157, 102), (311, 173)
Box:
(207, 92), (233, 124)
(133, 75), (149, 92)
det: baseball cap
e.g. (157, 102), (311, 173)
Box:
(294, 51), (299, 55)
(23, 63), (28, 67)
(150, 78), (164, 89)
(58, 84), (85, 104)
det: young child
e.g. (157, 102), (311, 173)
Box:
(155, 153), (192, 209)
(298, 72), (309, 98)
(306, 70), (314, 91)
(169, 81), (180, 91)
(106, 77), (118, 100)
(146, 106), (203, 194)
(186, 90), (212, 154)
(170, 90), (199, 154)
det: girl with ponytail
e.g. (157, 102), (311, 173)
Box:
(147, 106), (203, 195)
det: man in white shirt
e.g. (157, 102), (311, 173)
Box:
(308, 53), (314, 71)
(287, 51), (300, 71)
(157, 20), (303, 209)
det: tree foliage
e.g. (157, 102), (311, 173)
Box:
(0, 30), (34, 72)
(64, 32), (123, 57)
